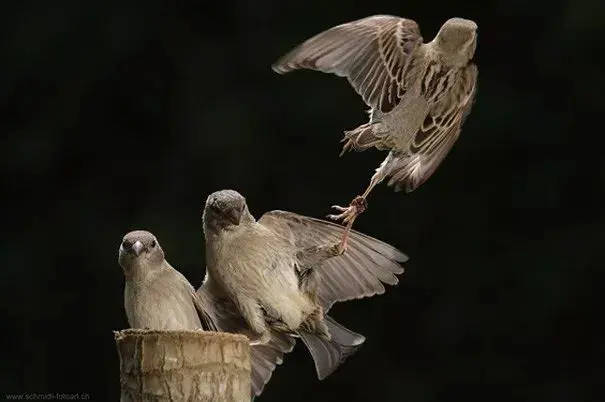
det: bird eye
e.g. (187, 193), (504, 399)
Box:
(122, 239), (132, 249)
(151, 240), (157, 248)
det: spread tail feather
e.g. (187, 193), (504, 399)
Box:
(299, 315), (365, 380)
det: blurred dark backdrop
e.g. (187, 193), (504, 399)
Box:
(1, 0), (603, 401)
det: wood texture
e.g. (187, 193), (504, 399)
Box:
(114, 329), (251, 402)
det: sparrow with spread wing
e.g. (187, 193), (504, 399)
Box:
(273, 15), (478, 248)
(201, 189), (407, 387)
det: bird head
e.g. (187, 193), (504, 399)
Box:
(202, 189), (252, 234)
(118, 230), (165, 270)
(434, 17), (477, 62)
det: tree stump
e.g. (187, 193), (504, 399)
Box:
(114, 329), (251, 402)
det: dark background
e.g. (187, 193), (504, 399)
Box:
(2, 0), (603, 401)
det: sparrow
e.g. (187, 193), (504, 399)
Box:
(118, 229), (295, 397)
(201, 189), (407, 386)
(272, 15), (478, 248)
(119, 230), (204, 330)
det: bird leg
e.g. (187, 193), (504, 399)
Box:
(249, 332), (271, 346)
(296, 242), (345, 271)
(301, 305), (331, 341)
(327, 196), (367, 251)
(266, 318), (293, 334)
(327, 164), (389, 250)
(235, 294), (272, 346)
(339, 122), (384, 156)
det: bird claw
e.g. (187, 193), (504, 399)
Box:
(327, 196), (369, 252)
(330, 204), (349, 212)
(327, 206), (356, 224)
(339, 135), (355, 157)
(350, 196), (368, 214)
(249, 332), (271, 346)
(331, 241), (346, 256)
(326, 196), (368, 225)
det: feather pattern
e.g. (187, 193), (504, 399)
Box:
(258, 210), (407, 310)
(273, 15), (479, 194)
(273, 15), (423, 113)
(200, 190), (408, 395)
(387, 63), (478, 192)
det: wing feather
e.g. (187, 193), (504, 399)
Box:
(272, 15), (423, 113)
(387, 63), (478, 192)
(258, 210), (407, 310)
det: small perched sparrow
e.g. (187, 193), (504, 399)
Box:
(117, 229), (296, 397)
(273, 15), (478, 248)
(201, 189), (407, 384)
(119, 230), (204, 330)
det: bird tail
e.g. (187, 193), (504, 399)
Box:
(299, 315), (365, 380)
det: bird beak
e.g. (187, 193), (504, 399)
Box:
(132, 241), (144, 256)
(225, 207), (242, 226)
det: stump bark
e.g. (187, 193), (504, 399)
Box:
(114, 329), (251, 402)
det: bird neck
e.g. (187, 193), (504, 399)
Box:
(124, 260), (167, 284)
(428, 41), (472, 68)
(203, 220), (254, 278)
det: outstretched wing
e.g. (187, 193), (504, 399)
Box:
(258, 210), (407, 310)
(272, 15), (424, 114)
(195, 280), (296, 397)
(387, 63), (478, 192)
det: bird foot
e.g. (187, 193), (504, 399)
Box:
(301, 307), (331, 341)
(249, 331), (271, 346)
(339, 123), (382, 157)
(326, 196), (367, 224)
(267, 319), (291, 333)
(329, 241), (346, 257)
(327, 196), (368, 252)
(339, 134), (356, 157)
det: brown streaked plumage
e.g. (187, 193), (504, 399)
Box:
(201, 189), (407, 387)
(273, 15), (478, 248)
